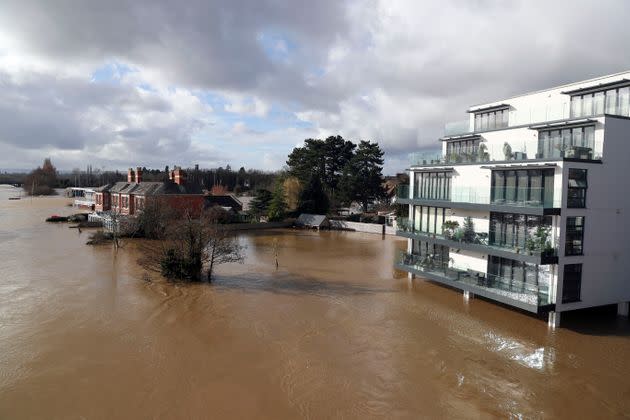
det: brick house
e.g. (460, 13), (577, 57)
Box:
(94, 166), (204, 217)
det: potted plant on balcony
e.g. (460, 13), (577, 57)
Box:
(477, 143), (490, 162)
(463, 216), (476, 243)
(453, 227), (465, 242)
(442, 220), (460, 239)
(503, 142), (513, 161)
(525, 226), (552, 255)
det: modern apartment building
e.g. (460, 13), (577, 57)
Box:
(395, 71), (630, 326)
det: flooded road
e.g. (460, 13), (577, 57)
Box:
(1, 184), (629, 418)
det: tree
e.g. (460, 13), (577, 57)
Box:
(462, 216), (476, 243)
(298, 175), (329, 214)
(136, 199), (172, 239)
(339, 141), (385, 212)
(282, 176), (301, 211)
(286, 136), (355, 194)
(24, 158), (58, 195)
(249, 189), (273, 221)
(140, 210), (244, 282)
(267, 181), (287, 221)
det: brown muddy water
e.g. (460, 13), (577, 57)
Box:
(0, 185), (629, 419)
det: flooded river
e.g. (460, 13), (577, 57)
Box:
(1, 185), (629, 418)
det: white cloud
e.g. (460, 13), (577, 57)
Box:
(1, 0), (630, 173)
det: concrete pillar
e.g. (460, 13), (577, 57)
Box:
(463, 290), (473, 300)
(407, 272), (415, 280)
(548, 311), (561, 328)
(618, 302), (629, 317)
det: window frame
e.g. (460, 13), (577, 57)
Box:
(562, 264), (582, 303)
(565, 216), (585, 256)
(567, 168), (587, 208)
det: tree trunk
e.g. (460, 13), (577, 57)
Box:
(207, 242), (216, 282)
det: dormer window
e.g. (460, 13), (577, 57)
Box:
(565, 80), (630, 118)
(470, 104), (510, 132)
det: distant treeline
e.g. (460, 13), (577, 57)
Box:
(120, 165), (280, 193)
(2, 162), (280, 195)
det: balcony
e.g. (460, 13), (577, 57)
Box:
(396, 219), (558, 264)
(396, 185), (559, 215)
(444, 103), (573, 137)
(409, 142), (600, 169)
(394, 251), (552, 313)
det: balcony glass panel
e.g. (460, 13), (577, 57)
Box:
(594, 92), (605, 114)
(619, 87), (630, 116)
(537, 126), (599, 160)
(396, 251), (551, 307)
(606, 89), (618, 114)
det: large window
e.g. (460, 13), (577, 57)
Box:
(567, 169), (587, 208)
(565, 217), (585, 256)
(487, 256), (545, 294)
(570, 85), (630, 118)
(537, 125), (596, 160)
(489, 213), (552, 252)
(491, 169), (554, 207)
(562, 264), (582, 303)
(413, 241), (450, 270)
(412, 206), (447, 235)
(446, 139), (480, 162)
(414, 171), (452, 200)
(474, 108), (509, 131)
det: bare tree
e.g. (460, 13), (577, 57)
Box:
(139, 209), (244, 282)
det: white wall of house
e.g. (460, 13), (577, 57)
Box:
(447, 209), (489, 233)
(556, 116), (630, 311)
(450, 250), (487, 273)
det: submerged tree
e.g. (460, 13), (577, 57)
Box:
(24, 158), (58, 195)
(140, 210), (244, 282)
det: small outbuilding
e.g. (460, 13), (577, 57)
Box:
(295, 214), (329, 230)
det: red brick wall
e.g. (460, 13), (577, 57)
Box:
(149, 195), (205, 218)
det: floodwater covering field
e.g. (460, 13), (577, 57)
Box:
(1, 184), (629, 418)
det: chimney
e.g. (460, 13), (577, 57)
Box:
(173, 166), (186, 185)
(127, 168), (135, 183)
(135, 167), (143, 183)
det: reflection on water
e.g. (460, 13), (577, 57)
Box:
(1, 184), (630, 418)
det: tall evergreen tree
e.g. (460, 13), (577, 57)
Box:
(248, 189), (273, 221)
(297, 175), (330, 215)
(286, 136), (354, 195)
(267, 181), (287, 221)
(339, 141), (385, 212)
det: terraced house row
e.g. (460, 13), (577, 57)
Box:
(395, 71), (630, 326)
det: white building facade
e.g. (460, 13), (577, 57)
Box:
(395, 71), (630, 326)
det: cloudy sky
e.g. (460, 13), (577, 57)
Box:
(1, 0), (629, 174)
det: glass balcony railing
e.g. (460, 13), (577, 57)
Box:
(443, 98), (630, 138)
(396, 219), (558, 258)
(410, 143), (600, 169)
(396, 186), (557, 208)
(490, 186), (556, 208)
(444, 119), (472, 136)
(395, 251), (551, 307)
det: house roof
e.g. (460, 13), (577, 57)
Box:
(204, 194), (243, 211)
(296, 213), (328, 227)
(104, 181), (195, 196)
(93, 183), (114, 192)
